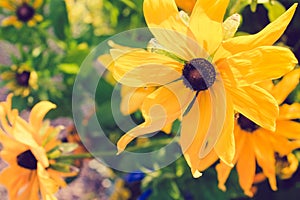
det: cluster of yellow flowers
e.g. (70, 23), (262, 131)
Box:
(100, 0), (300, 197)
(65, 0), (114, 37)
(0, 94), (79, 199)
(0, 0), (300, 199)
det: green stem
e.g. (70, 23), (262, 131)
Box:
(55, 137), (179, 161)
(55, 153), (94, 160)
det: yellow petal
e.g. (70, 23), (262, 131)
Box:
(0, 1), (15, 11)
(215, 161), (233, 191)
(144, 0), (185, 31)
(191, 0), (229, 22)
(175, 0), (196, 13)
(275, 120), (300, 139)
(111, 49), (182, 87)
(33, 0), (43, 8)
(37, 163), (59, 200)
(117, 81), (194, 153)
(162, 122), (173, 134)
(221, 4), (297, 55)
(267, 130), (300, 155)
(226, 46), (297, 85)
(236, 134), (256, 197)
(144, 0), (199, 60)
(228, 85), (278, 131)
(252, 130), (277, 191)
(120, 86), (155, 115)
(180, 91), (211, 176)
(197, 150), (218, 171)
(189, 0), (229, 54)
(34, 14), (43, 22)
(279, 103), (300, 120)
(141, 80), (194, 127)
(213, 92), (234, 166)
(28, 19), (37, 27)
(271, 68), (300, 104)
(2, 16), (18, 26)
(29, 101), (56, 132)
(256, 80), (274, 93)
(98, 54), (114, 70)
(200, 78), (229, 161)
(19, 173), (40, 200)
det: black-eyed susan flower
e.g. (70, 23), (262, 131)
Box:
(1, 63), (38, 97)
(0, 0), (43, 28)
(109, 0), (298, 177)
(0, 94), (78, 200)
(216, 69), (300, 197)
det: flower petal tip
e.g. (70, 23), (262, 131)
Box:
(116, 149), (124, 155)
(244, 190), (254, 198)
(218, 184), (227, 192)
(192, 170), (202, 178)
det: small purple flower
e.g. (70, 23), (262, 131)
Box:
(137, 189), (152, 200)
(124, 171), (145, 183)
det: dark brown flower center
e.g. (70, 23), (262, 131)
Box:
(17, 150), (37, 170)
(16, 3), (35, 22)
(237, 114), (260, 132)
(182, 58), (216, 91)
(16, 71), (30, 86)
(275, 153), (288, 165)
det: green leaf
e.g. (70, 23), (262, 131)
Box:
(120, 0), (136, 9)
(50, 162), (72, 173)
(58, 143), (79, 153)
(58, 63), (79, 74)
(49, 0), (70, 40)
(263, 1), (286, 22)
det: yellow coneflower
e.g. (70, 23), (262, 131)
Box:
(216, 69), (300, 197)
(109, 0), (297, 177)
(1, 63), (38, 97)
(0, 0), (43, 28)
(0, 94), (78, 200)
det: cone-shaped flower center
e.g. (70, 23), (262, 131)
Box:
(16, 3), (35, 22)
(182, 58), (216, 91)
(237, 114), (260, 132)
(17, 150), (37, 170)
(275, 153), (289, 167)
(16, 71), (30, 86)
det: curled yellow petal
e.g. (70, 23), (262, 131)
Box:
(271, 68), (300, 104)
(222, 4), (298, 55)
(279, 103), (300, 120)
(29, 101), (57, 132)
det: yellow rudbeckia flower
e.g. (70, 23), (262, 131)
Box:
(0, 0), (43, 28)
(1, 63), (38, 97)
(216, 69), (300, 197)
(0, 94), (77, 200)
(110, 0), (297, 177)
